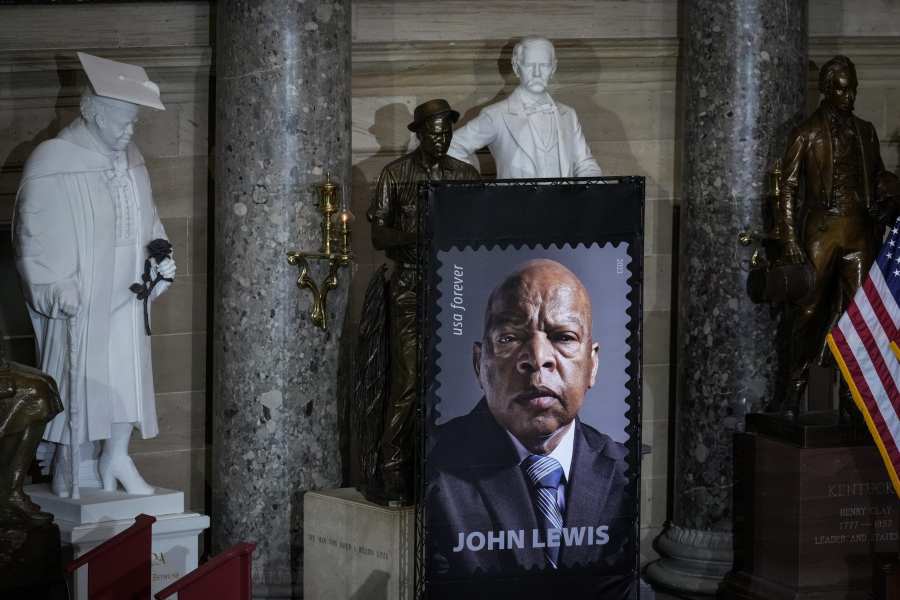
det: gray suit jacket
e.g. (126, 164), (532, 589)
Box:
(426, 400), (633, 580)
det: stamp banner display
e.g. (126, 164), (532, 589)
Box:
(418, 178), (644, 599)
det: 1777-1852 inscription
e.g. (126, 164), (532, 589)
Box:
(813, 481), (897, 546)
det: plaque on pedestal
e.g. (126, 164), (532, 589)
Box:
(721, 432), (900, 600)
(304, 488), (414, 600)
(25, 483), (210, 599)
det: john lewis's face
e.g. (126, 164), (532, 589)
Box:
(474, 260), (599, 453)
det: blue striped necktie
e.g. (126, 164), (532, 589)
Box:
(522, 454), (565, 568)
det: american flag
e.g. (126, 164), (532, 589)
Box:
(827, 216), (900, 497)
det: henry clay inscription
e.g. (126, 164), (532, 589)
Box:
(725, 433), (900, 599)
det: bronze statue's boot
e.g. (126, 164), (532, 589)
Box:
(781, 378), (806, 422)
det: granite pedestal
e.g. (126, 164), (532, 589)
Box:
(26, 483), (210, 599)
(304, 488), (414, 600)
(721, 433), (899, 599)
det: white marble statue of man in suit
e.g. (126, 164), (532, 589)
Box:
(13, 53), (175, 498)
(448, 36), (603, 179)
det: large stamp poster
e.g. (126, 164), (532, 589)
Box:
(418, 178), (644, 599)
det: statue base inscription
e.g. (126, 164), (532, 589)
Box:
(304, 487), (414, 600)
(721, 432), (900, 600)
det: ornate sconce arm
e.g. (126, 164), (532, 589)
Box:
(286, 251), (351, 330)
(287, 173), (354, 330)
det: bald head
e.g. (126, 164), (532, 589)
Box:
(482, 259), (593, 341)
(475, 259), (599, 454)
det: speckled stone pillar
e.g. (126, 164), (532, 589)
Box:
(645, 0), (806, 595)
(212, 2), (351, 598)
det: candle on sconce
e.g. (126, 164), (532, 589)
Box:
(339, 208), (354, 257)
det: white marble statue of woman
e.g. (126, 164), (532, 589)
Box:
(12, 53), (175, 498)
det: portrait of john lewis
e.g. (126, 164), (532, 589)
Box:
(426, 258), (631, 583)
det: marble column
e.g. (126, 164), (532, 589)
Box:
(645, 0), (806, 595)
(212, 2), (351, 598)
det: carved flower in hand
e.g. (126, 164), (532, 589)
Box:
(147, 238), (173, 263)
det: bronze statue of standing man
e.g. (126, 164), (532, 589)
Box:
(776, 55), (897, 418)
(360, 100), (479, 504)
(0, 344), (65, 597)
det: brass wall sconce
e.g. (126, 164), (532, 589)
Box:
(287, 173), (353, 329)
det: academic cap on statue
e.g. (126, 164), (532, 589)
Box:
(77, 52), (165, 111)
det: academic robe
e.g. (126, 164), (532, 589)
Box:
(12, 120), (167, 444)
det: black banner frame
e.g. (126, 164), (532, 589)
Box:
(416, 177), (645, 599)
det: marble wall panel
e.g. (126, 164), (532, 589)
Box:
(642, 419), (670, 480)
(146, 156), (210, 218)
(152, 276), (208, 336)
(640, 526), (663, 565)
(643, 310), (673, 367)
(132, 391), (207, 455)
(589, 139), (677, 200)
(351, 0), (680, 43)
(642, 363), (672, 423)
(641, 475), (668, 530)
(810, 0), (900, 37)
(151, 332), (207, 395)
(189, 216), (209, 276)
(643, 254), (674, 313)
(0, 2), (211, 51)
(178, 100), (211, 158)
(132, 447), (208, 512)
(645, 198), (676, 255)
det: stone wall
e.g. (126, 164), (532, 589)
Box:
(0, 0), (897, 567)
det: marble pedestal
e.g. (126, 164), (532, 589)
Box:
(26, 484), (210, 599)
(304, 488), (414, 600)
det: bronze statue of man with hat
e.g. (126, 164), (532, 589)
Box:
(359, 99), (479, 504)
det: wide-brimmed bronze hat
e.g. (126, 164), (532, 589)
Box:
(407, 98), (460, 132)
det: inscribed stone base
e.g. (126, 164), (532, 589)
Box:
(721, 432), (899, 600)
(25, 483), (209, 599)
(304, 487), (414, 600)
